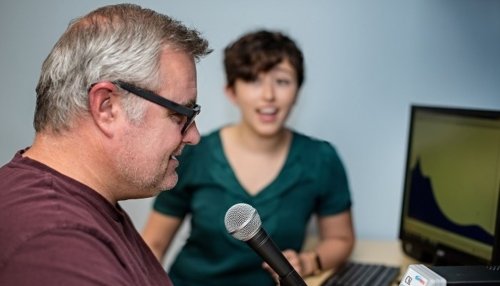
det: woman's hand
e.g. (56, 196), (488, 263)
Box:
(262, 249), (303, 284)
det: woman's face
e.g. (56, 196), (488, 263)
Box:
(228, 59), (299, 136)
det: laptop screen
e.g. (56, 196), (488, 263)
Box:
(399, 105), (500, 265)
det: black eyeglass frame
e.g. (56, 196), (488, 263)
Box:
(112, 80), (200, 135)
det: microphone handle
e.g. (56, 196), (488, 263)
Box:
(247, 228), (307, 286)
(279, 271), (308, 286)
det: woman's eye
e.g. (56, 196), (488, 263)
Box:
(276, 78), (291, 85)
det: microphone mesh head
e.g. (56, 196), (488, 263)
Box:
(224, 203), (262, 241)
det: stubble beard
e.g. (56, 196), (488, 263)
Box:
(115, 148), (173, 198)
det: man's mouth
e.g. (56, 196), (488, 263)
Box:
(170, 147), (183, 161)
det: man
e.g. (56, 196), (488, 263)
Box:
(0, 4), (211, 285)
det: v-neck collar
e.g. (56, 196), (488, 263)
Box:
(210, 129), (303, 204)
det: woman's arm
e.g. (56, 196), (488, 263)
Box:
(299, 210), (355, 276)
(141, 210), (183, 263)
(264, 210), (355, 279)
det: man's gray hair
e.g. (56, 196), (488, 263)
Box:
(34, 3), (211, 132)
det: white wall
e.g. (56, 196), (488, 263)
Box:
(1, 0), (499, 256)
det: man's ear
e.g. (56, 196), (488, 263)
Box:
(87, 82), (122, 137)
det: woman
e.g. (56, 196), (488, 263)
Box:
(142, 30), (355, 286)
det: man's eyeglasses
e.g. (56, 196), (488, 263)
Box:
(113, 80), (200, 135)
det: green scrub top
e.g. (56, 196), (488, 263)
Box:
(153, 129), (351, 286)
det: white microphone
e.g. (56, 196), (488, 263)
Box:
(224, 203), (307, 286)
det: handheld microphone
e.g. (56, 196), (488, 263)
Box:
(224, 203), (307, 286)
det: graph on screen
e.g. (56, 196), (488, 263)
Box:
(402, 108), (500, 261)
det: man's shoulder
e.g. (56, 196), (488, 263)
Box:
(0, 158), (114, 266)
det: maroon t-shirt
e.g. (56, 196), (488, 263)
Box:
(0, 150), (173, 286)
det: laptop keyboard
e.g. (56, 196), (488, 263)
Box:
(321, 262), (400, 286)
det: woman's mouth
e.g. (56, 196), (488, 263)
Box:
(257, 106), (278, 115)
(257, 106), (279, 122)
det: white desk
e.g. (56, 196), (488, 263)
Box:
(304, 240), (418, 286)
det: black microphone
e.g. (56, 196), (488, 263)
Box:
(224, 203), (307, 286)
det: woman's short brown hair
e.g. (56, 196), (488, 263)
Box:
(224, 30), (304, 89)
